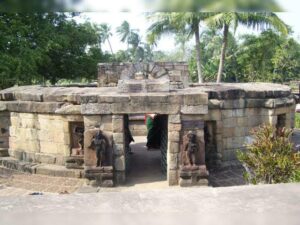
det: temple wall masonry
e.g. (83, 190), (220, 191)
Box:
(0, 112), (10, 150)
(8, 112), (83, 165)
(0, 80), (296, 186)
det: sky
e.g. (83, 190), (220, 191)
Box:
(75, 0), (300, 53)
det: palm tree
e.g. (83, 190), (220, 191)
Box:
(116, 20), (143, 61)
(116, 21), (131, 48)
(99, 23), (113, 55)
(174, 32), (188, 61)
(207, 12), (289, 83)
(147, 12), (212, 83)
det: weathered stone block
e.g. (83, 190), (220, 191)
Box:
(245, 99), (266, 108)
(168, 94), (182, 104)
(100, 179), (114, 187)
(113, 143), (124, 156)
(168, 141), (179, 153)
(234, 127), (246, 137)
(97, 95), (114, 103)
(81, 103), (112, 115)
(55, 104), (81, 114)
(245, 90), (266, 99)
(83, 116), (100, 128)
(113, 133), (124, 144)
(183, 93), (208, 105)
(168, 153), (179, 170)
(0, 102), (7, 111)
(275, 107), (288, 115)
(40, 142), (58, 154)
(35, 153), (56, 164)
(168, 114), (181, 124)
(114, 171), (126, 185)
(179, 178), (192, 187)
(208, 99), (221, 109)
(236, 117), (248, 127)
(220, 99), (245, 109)
(181, 105), (208, 115)
(222, 128), (235, 138)
(223, 118), (237, 128)
(0, 148), (8, 157)
(222, 149), (238, 161)
(247, 116), (262, 127)
(112, 119), (124, 133)
(80, 95), (98, 103)
(168, 170), (178, 186)
(168, 123), (182, 131)
(168, 131), (180, 142)
(221, 110), (233, 118)
(147, 94), (168, 103)
(114, 155), (125, 171)
(36, 164), (82, 178)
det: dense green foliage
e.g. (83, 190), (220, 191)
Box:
(188, 29), (300, 82)
(0, 13), (108, 89)
(237, 125), (300, 184)
(116, 20), (154, 62)
(295, 114), (300, 129)
(0, 12), (299, 89)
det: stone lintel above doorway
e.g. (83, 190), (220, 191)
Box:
(80, 90), (208, 115)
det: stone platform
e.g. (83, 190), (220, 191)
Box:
(0, 82), (296, 186)
(0, 157), (83, 178)
(1, 184), (300, 225)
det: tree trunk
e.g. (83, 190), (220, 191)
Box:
(194, 23), (203, 83)
(107, 38), (114, 55)
(216, 23), (229, 83)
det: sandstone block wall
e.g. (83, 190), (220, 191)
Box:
(198, 83), (296, 167)
(0, 83), (296, 184)
(9, 112), (83, 165)
(0, 112), (10, 149)
(128, 114), (147, 136)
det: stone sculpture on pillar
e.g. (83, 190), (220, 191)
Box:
(74, 126), (84, 153)
(184, 131), (198, 167)
(180, 130), (209, 187)
(89, 130), (108, 167)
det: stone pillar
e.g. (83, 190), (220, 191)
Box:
(0, 112), (10, 157)
(83, 115), (114, 187)
(178, 115), (209, 187)
(112, 114), (126, 185)
(167, 114), (181, 185)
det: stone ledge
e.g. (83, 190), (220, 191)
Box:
(0, 148), (9, 157)
(0, 157), (83, 178)
(192, 83), (291, 100)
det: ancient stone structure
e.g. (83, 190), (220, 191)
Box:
(0, 62), (296, 187)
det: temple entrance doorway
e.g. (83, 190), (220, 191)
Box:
(124, 114), (168, 187)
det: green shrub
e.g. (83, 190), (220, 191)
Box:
(295, 113), (300, 129)
(237, 125), (300, 184)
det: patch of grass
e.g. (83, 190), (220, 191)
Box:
(295, 113), (300, 129)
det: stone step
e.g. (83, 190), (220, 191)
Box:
(0, 157), (84, 178)
(0, 148), (9, 157)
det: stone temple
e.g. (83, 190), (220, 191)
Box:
(0, 62), (296, 187)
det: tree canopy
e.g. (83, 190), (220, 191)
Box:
(0, 12), (299, 89)
(0, 13), (107, 89)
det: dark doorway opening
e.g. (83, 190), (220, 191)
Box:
(69, 122), (84, 156)
(124, 114), (168, 186)
(204, 121), (218, 169)
(277, 114), (286, 130)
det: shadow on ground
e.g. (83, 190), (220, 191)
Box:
(124, 136), (168, 188)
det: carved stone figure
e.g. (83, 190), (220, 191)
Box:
(89, 130), (108, 167)
(74, 126), (84, 151)
(184, 131), (198, 166)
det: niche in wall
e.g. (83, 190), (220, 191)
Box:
(69, 122), (85, 156)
